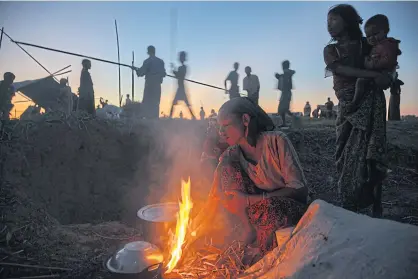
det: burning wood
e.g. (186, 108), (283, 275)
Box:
(165, 240), (248, 279)
(162, 178), (250, 278)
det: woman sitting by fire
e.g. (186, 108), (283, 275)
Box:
(191, 97), (308, 262)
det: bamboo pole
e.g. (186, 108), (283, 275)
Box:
(13, 40), (228, 91)
(0, 27), (4, 53)
(115, 20), (122, 107)
(170, 8), (178, 94)
(132, 51), (135, 101)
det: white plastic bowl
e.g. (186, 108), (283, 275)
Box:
(106, 241), (163, 275)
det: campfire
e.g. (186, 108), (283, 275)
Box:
(162, 178), (248, 279)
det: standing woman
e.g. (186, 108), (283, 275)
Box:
(324, 4), (392, 217)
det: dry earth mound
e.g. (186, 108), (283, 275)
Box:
(0, 115), (417, 278)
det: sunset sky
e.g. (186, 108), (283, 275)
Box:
(1, 1), (417, 118)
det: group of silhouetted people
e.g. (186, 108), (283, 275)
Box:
(303, 97), (335, 119)
(2, 31), (404, 122)
(224, 60), (296, 127)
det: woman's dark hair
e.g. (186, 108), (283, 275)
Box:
(328, 4), (363, 41)
(219, 97), (274, 147)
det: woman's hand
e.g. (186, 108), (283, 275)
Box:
(374, 73), (392, 90)
(223, 190), (248, 215)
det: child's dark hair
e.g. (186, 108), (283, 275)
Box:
(282, 60), (290, 69)
(365, 14), (390, 34)
(328, 4), (363, 41)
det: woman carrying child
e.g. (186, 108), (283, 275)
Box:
(324, 4), (393, 217)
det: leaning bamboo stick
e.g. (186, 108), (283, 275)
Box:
(0, 27), (4, 52)
(2, 31), (59, 82)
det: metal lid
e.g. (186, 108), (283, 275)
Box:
(137, 202), (179, 223)
(106, 241), (163, 274)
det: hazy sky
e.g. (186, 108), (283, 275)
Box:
(1, 1), (417, 118)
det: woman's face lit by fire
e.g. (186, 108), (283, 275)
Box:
(218, 112), (250, 146)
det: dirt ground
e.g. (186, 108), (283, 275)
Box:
(0, 114), (417, 278)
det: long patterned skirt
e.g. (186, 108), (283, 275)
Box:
(217, 153), (306, 255)
(335, 88), (387, 211)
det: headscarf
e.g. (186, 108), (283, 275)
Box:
(218, 97), (274, 146)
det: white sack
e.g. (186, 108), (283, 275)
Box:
(240, 199), (418, 279)
(96, 105), (122, 120)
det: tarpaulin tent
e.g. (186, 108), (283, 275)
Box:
(12, 76), (63, 111)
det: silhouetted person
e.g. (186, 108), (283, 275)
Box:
(135, 45), (166, 119)
(276, 60), (295, 127)
(224, 62), (240, 99)
(59, 78), (73, 115)
(169, 51), (196, 119)
(304, 101), (311, 117)
(99, 97), (108, 108)
(72, 93), (79, 112)
(209, 109), (217, 118)
(78, 59), (95, 116)
(388, 78), (403, 121)
(179, 111), (183, 119)
(0, 72), (16, 121)
(125, 94), (132, 106)
(243, 66), (260, 105)
(312, 106), (320, 119)
(325, 97), (334, 119)
(200, 107), (206, 120)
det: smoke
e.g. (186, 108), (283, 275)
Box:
(122, 118), (210, 231)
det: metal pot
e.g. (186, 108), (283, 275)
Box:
(137, 202), (179, 250)
(105, 241), (164, 279)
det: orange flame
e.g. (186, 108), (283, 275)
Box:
(165, 177), (193, 273)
